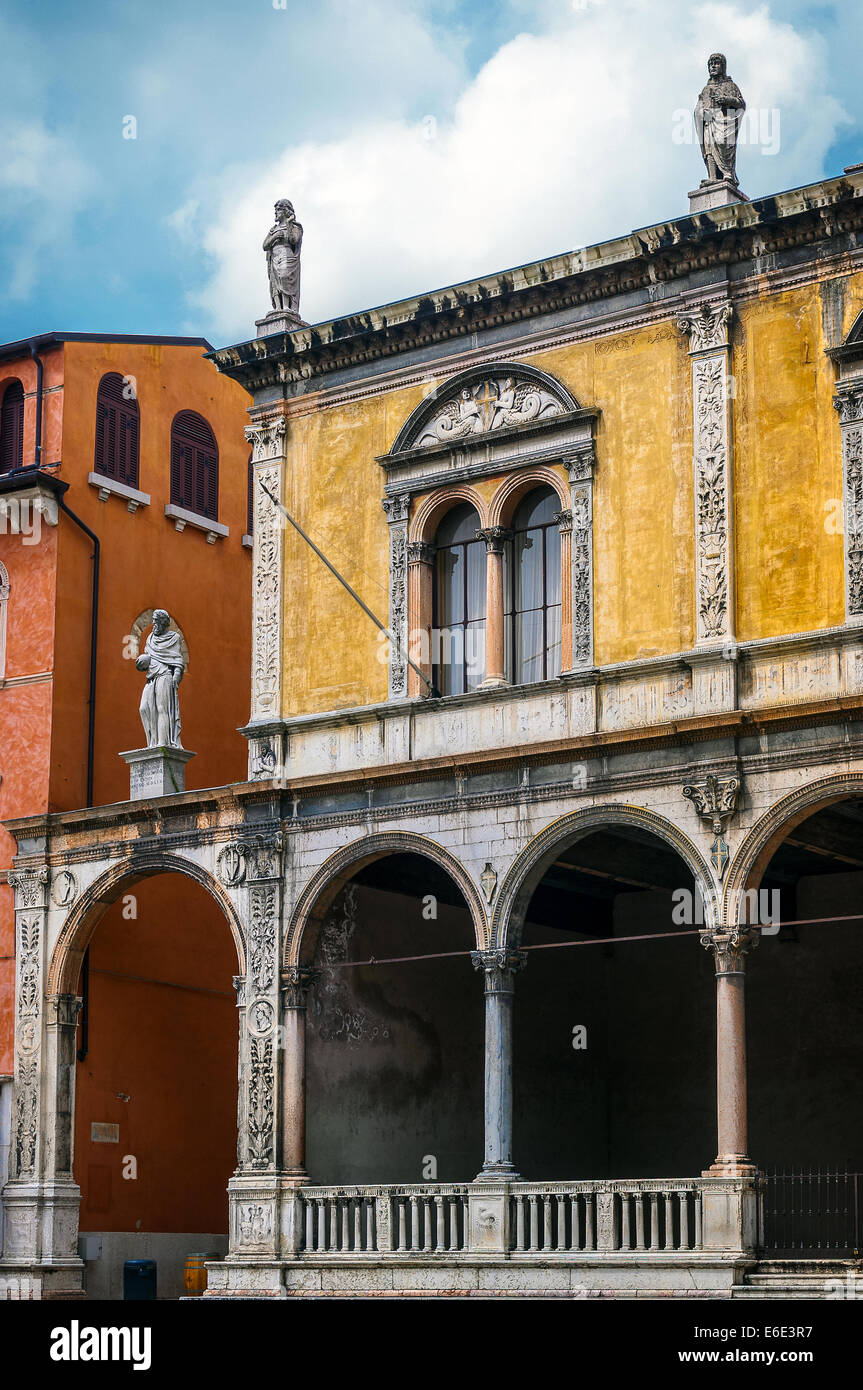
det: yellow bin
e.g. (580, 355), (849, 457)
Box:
(184, 1252), (218, 1297)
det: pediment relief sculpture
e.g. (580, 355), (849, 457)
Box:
(394, 368), (576, 454)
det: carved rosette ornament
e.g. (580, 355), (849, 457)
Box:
(833, 383), (863, 623)
(565, 444), (597, 669)
(683, 772), (741, 878)
(382, 494), (411, 698)
(245, 412), (288, 744)
(677, 302), (735, 646)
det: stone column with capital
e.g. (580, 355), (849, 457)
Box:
(554, 508), (573, 673)
(279, 965), (319, 1179)
(476, 527), (511, 688)
(406, 540), (435, 696)
(471, 948), (526, 1180)
(701, 926), (757, 1177)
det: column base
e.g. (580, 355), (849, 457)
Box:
(474, 1164), (521, 1182)
(477, 677), (510, 691)
(703, 1156), (757, 1178)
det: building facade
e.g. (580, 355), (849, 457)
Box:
(0, 334), (252, 1297)
(3, 168), (863, 1298)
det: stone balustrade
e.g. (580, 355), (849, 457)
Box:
(293, 1179), (711, 1259)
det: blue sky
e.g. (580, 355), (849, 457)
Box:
(1, 0), (861, 347)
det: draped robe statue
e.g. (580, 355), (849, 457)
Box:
(136, 610), (184, 748)
(695, 53), (746, 185)
(264, 199), (303, 315)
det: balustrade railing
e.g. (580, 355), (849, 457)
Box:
(508, 1181), (702, 1254)
(296, 1180), (704, 1257)
(299, 1186), (470, 1255)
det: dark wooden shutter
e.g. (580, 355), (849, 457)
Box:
(95, 373), (139, 486)
(0, 380), (25, 474)
(171, 411), (219, 521)
(247, 451), (254, 536)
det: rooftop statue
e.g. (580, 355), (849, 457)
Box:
(264, 198), (303, 317)
(695, 53), (746, 186)
(135, 609), (184, 749)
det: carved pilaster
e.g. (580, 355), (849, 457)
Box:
(383, 494), (411, 699)
(677, 301), (735, 646)
(562, 447), (596, 671)
(237, 836), (283, 1174)
(245, 411), (287, 752)
(833, 382), (863, 624)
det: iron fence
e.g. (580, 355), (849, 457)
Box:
(758, 1168), (861, 1256)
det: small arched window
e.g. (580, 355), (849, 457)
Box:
(95, 372), (140, 486)
(0, 380), (25, 475)
(170, 411), (218, 521)
(433, 503), (486, 696)
(506, 487), (562, 684)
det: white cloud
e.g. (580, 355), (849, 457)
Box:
(0, 121), (96, 298)
(178, 0), (850, 343)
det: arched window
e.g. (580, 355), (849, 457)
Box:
(506, 487), (562, 684)
(170, 411), (218, 521)
(0, 380), (25, 475)
(95, 372), (140, 486)
(433, 503), (486, 696)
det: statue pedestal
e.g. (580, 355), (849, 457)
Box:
(688, 179), (748, 214)
(119, 746), (196, 801)
(255, 309), (307, 337)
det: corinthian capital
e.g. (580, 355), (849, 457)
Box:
(676, 301), (733, 353)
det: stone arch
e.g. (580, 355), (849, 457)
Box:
(390, 361), (579, 456)
(487, 466), (570, 528)
(492, 803), (716, 948)
(723, 771), (863, 927)
(47, 852), (246, 995)
(408, 483), (489, 545)
(285, 830), (488, 967)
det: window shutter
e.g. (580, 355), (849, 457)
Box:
(170, 411), (219, 521)
(0, 380), (25, 474)
(95, 373), (139, 486)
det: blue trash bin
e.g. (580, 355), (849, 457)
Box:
(123, 1258), (157, 1301)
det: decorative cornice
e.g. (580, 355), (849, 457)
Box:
(208, 174), (863, 394)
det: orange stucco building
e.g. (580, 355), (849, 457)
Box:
(0, 335), (251, 1291)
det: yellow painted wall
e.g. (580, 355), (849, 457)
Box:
(281, 270), (863, 718)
